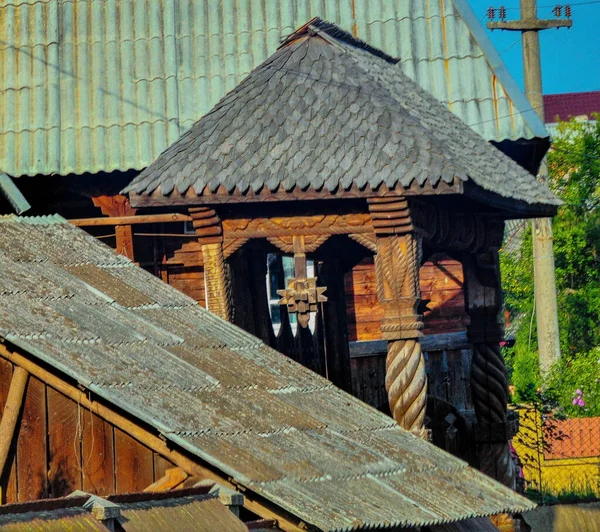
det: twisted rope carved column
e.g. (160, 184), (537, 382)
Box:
(369, 198), (427, 438)
(190, 207), (232, 321)
(464, 251), (516, 489)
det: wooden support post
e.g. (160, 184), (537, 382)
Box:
(143, 467), (188, 492)
(369, 198), (427, 438)
(92, 195), (137, 261)
(0, 366), (29, 480)
(463, 251), (516, 489)
(189, 207), (232, 321)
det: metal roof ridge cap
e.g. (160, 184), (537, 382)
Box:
(452, 0), (549, 140)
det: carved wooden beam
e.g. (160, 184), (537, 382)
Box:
(189, 207), (232, 321)
(222, 213), (374, 239)
(411, 201), (504, 254)
(463, 250), (516, 489)
(368, 198), (428, 439)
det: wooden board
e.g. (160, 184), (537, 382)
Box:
(16, 376), (47, 501)
(153, 453), (176, 482)
(82, 410), (115, 495)
(114, 427), (154, 493)
(0, 358), (17, 503)
(349, 356), (388, 413)
(344, 256), (468, 341)
(47, 387), (82, 497)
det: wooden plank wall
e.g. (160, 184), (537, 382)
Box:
(0, 359), (176, 504)
(344, 254), (468, 342)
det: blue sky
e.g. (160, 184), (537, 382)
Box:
(467, 0), (600, 94)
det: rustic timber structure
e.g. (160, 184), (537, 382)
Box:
(124, 19), (560, 488)
(0, 215), (535, 531)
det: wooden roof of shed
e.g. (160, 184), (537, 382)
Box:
(125, 19), (559, 217)
(0, 215), (535, 531)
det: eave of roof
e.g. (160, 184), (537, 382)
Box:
(124, 20), (559, 215)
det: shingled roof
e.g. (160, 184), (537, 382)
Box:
(0, 215), (534, 531)
(125, 19), (559, 215)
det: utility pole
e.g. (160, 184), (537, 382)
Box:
(487, 1), (572, 377)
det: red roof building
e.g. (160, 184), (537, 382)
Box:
(544, 91), (600, 123)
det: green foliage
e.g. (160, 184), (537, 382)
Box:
(545, 348), (600, 418)
(501, 116), (600, 414)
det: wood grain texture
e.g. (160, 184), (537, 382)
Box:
(16, 376), (47, 501)
(114, 428), (154, 493)
(0, 358), (17, 503)
(47, 387), (82, 497)
(82, 409), (115, 495)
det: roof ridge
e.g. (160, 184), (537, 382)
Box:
(279, 17), (400, 65)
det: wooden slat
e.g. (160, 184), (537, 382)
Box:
(69, 213), (192, 226)
(47, 387), (82, 497)
(82, 409), (115, 495)
(153, 453), (176, 483)
(349, 357), (388, 412)
(0, 358), (17, 503)
(16, 376), (47, 501)
(114, 428), (154, 493)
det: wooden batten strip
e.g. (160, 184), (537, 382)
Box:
(69, 213), (192, 227)
(0, 366), (28, 480)
(0, 343), (305, 532)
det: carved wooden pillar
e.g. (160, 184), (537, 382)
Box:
(189, 207), (232, 321)
(463, 250), (516, 489)
(369, 198), (427, 438)
(92, 195), (136, 260)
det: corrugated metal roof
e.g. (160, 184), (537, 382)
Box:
(117, 494), (249, 532)
(0, 489), (248, 532)
(0, 215), (536, 531)
(124, 19), (559, 213)
(0, 508), (109, 531)
(0, 0), (547, 178)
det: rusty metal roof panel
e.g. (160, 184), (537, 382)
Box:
(0, 0), (546, 178)
(0, 215), (535, 530)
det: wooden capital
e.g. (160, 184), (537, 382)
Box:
(189, 208), (232, 321)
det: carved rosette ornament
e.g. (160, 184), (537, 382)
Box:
(189, 207), (232, 321)
(369, 198), (428, 438)
(464, 251), (516, 489)
(277, 278), (327, 328)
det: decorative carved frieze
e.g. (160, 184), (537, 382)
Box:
(410, 202), (504, 253)
(222, 213), (374, 239)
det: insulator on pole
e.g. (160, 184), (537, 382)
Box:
(487, 6), (496, 20)
(499, 6), (507, 20)
(553, 5), (562, 17)
(565, 5), (572, 18)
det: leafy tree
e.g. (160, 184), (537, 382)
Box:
(501, 116), (600, 415)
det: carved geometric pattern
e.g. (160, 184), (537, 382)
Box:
(385, 338), (427, 437)
(267, 235), (329, 254)
(277, 278), (327, 329)
(410, 201), (505, 253)
(348, 233), (377, 253)
(222, 213), (374, 239)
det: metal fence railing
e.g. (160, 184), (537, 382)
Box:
(512, 405), (600, 503)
